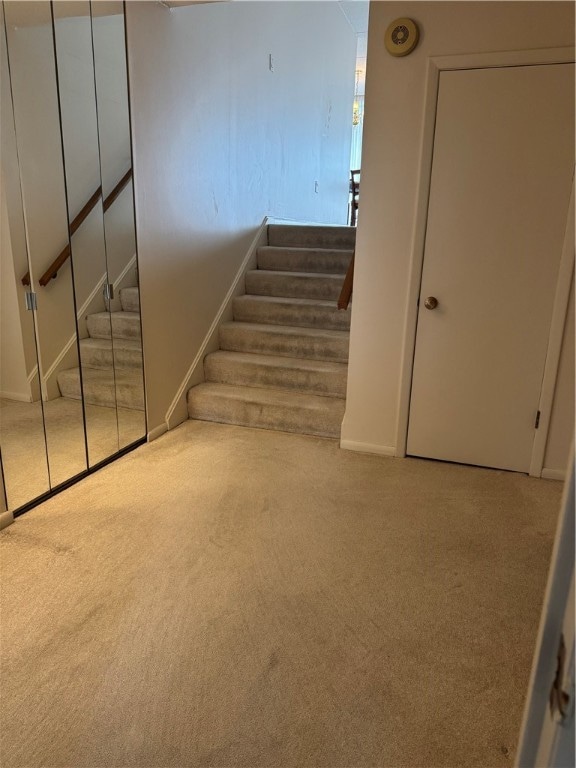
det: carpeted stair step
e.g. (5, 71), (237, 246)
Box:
(257, 246), (353, 275)
(245, 270), (344, 301)
(233, 295), (350, 331)
(204, 351), (347, 398)
(57, 367), (145, 410)
(267, 224), (356, 250)
(79, 337), (143, 369)
(219, 322), (349, 362)
(187, 382), (345, 439)
(120, 287), (140, 313)
(87, 311), (141, 341)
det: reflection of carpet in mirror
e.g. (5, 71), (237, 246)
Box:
(0, 398), (145, 512)
(0, 399), (50, 510)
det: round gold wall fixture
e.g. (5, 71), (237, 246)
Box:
(384, 18), (420, 57)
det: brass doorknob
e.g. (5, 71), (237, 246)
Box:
(424, 296), (438, 310)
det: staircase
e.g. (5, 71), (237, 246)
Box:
(187, 224), (355, 439)
(57, 286), (145, 410)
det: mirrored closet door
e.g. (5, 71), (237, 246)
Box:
(0, 1), (145, 514)
(0, 17), (50, 507)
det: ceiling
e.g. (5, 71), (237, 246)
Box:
(339, 1), (368, 96)
(338, 1), (369, 35)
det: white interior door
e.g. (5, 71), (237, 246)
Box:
(407, 63), (574, 472)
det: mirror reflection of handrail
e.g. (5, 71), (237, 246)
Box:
(21, 168), (132, 287)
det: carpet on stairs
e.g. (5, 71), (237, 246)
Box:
(56, 286), (145, 411)
(187, 223), (355, 439)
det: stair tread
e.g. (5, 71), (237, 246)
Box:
(267, 224), (356, 249)
(206, 350), (347, 372)
(247, 269), (343, 280)
(220, 321), (349, 339)
(59, 367), (143, 384)
(58, 365), (144, 410)
(258, 246), (354, 255)
(190, 382), (346, 411)
(79, 336), (143, 371)
(89, 311), (140, 321)
(188, 382), (344, 438)
(246, 270), (344, 300)
(80, 337), (142, 351)
(234, 294), (345, 309)
(233, 294), (350, 332)
(256, 246), (353, 275)
(87, 310), (142, 340)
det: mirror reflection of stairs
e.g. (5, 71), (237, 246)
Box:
(187, 224), (355, 439)
(57, 287), (144, 410)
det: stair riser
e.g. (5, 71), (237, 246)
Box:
(80, 346), (143, 370)
(233, 297), (350, 331)
(205, 357), (346, 398)
(120, 288), (140, 313)
(187, 392), (344, 439)
(58, 378), (144, 410)
(257, 247), (352, 275)
(220, 327), (349, 363)
(87, 315), (141, 341)
(246, 272), (343, 301)
(267, 225), (355, 250)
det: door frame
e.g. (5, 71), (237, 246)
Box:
(395, 47), (575, 477)
(515, 450), (575, 765)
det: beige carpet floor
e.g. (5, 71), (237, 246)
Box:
(0, 420), (562, 768)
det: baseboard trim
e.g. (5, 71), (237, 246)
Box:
(78, 273), (107, 320)
(541, 468), (566, 481)
(113, 254), (137, 292)
(147, 423), (168, 442)
(164, 216), (269, 429)
(0, 511), (14, 531)
(340, 439), (396, 457)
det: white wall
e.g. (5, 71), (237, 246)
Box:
(92, 8), (132, 197)
(0, 191), (30, 401)
(343, 1), (575, 470)
(53, 11), (102, 219)
(126, 0), (356, 433)
(0, 18), (39, 398)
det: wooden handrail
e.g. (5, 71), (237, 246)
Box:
(103, 169), (132, 212)
(337, 251), (355, 311)
(70, 187), (103, 236)
(21, 168), (132, 287)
